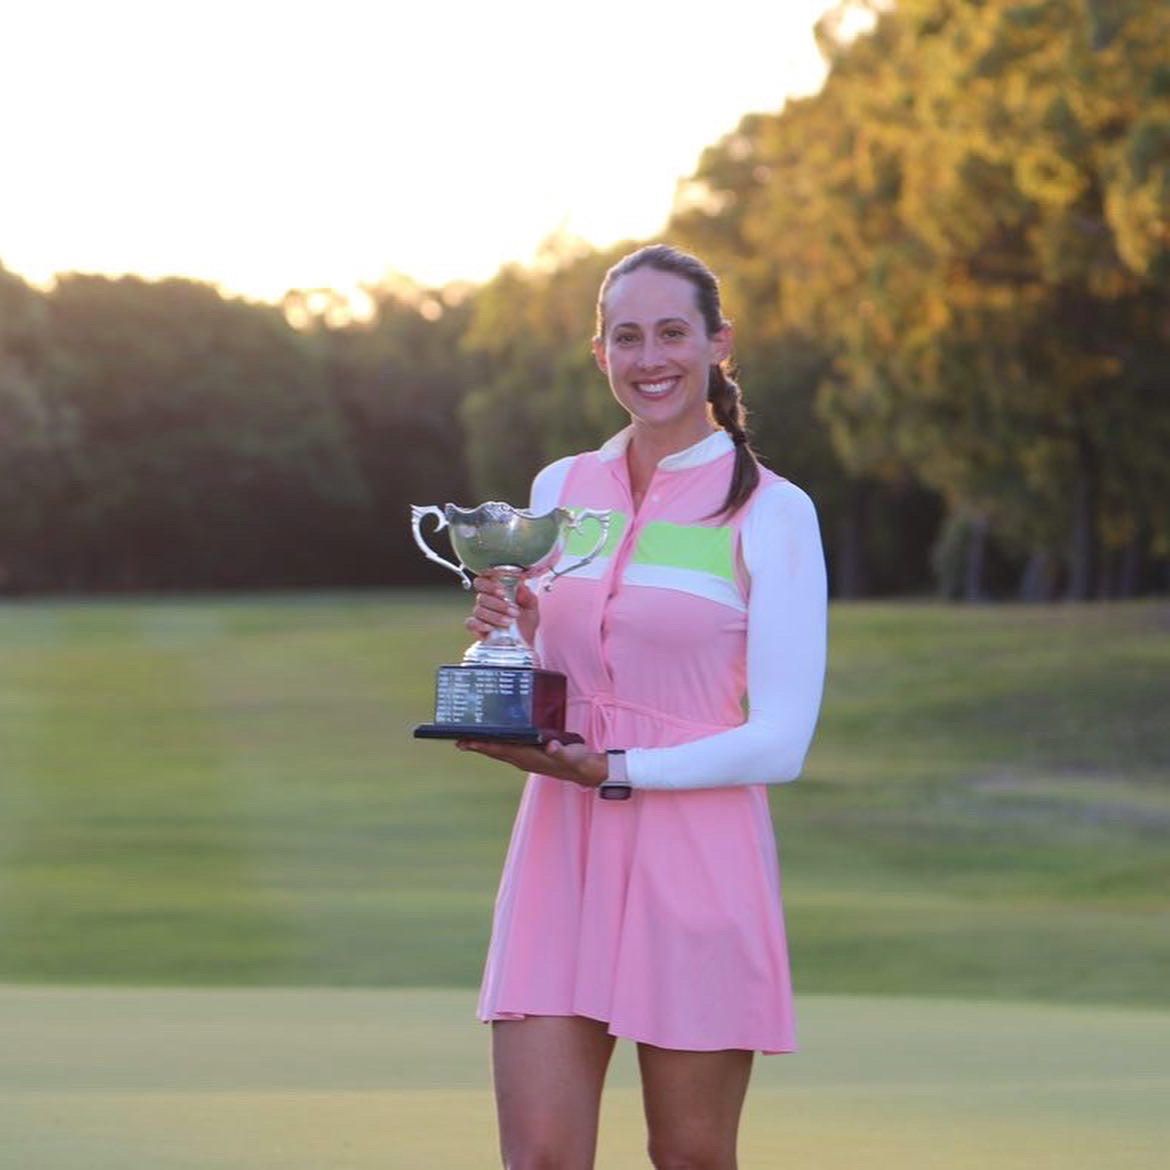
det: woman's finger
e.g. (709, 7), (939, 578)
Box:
(475, 590), (515, 613)
(472, 600), (515, 626)
(473, 574), (511, 598)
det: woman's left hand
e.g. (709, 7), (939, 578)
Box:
(455, 738), (607, 789)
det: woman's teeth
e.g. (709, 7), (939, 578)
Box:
(638, 379), (675, 397)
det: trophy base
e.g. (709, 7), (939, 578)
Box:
(413, 724), (584, 745)
(414, 664), (580, 746)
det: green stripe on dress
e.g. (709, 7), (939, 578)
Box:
(632, 522), (736, 581)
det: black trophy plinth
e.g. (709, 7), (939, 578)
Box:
(413, 664), (583, 744)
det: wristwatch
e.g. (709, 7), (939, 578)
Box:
(600, 749), (633, 801)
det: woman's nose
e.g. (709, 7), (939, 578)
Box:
(636, 339), (665, 369)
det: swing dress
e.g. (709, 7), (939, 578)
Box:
(477, 428), (827, 1054)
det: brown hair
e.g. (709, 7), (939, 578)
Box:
(595, 244), (760, 517)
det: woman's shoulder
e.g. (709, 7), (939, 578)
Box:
(750, 470), (819, 522)
(530, 435), (622, 507)
(529, 453), (586, 511)
(742, 473), (823, 565)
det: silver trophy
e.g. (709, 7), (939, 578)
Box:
(410, 501), (611, 741)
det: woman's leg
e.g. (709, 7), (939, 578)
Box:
(637, 1044), (754, 1170)
(492, 1015), (616, 1170)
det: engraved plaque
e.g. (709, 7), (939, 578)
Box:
(413, 665), (581, 744)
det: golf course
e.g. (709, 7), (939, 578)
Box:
(1, 593), (1167, 1167)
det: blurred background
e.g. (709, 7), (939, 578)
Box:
(1, 2), (1167, 1167)
(2, 0), (1167, 602)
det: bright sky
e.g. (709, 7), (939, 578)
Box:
(0, 0), (850, 304)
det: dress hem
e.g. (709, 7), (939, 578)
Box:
(476, 1006), (797, 1056)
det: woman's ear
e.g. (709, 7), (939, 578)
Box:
(592, 336), (608, 373)
(713, 322), (734, 365)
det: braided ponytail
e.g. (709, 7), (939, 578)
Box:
(597, 244), (762, 518)
(707, 362), (760, 517)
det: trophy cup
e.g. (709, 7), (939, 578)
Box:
(410, 501), (611, 743)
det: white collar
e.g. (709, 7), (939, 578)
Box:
(598, 426), (733, 471)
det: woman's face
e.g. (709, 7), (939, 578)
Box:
(594, 267), (732, 449)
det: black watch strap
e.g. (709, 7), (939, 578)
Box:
(600, 749), (633, 801)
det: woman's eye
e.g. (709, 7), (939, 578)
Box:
(614, 332), (637, 345)
(663, 328), (685, 340)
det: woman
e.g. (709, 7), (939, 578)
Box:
(459, 244), (827, 1170)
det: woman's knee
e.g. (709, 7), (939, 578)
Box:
(500, 1131), (590, 1170)
(646, 1131), (734, 1170)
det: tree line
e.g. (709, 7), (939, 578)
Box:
(2, 0), (1167, 600)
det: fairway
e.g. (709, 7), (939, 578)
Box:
(1, 595), (1168, 1167)
(1, 987), (1166, 1169)
(1, 593), (1167, 1005)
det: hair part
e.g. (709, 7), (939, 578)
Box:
(596, 244), (760, 517)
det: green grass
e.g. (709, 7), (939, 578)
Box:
(1, 988), (1166, 1169)
(0, 593), (1167, 1005)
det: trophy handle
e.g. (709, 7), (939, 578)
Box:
(544, 509), (612, 590)
(410, 505), (473, 589)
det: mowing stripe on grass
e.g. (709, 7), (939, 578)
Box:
(0, 988), (1166, 1170)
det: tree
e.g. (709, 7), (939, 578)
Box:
(674, 0), (1170, 599)
(44, 275), (371, 589)
(0, 264), (80, 591)
(459, 239), (631, 504)
(670, 51), (943, 598)
(313, 275), (479, 583)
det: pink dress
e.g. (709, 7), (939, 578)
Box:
(477, 430), (826, 1054)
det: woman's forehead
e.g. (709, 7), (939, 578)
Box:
(603, 268), (701, 326)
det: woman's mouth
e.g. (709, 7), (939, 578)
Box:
(636, 378), (678, 398)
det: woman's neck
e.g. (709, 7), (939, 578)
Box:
(625, 422), (716, 507)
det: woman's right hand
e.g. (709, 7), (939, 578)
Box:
(466, 573), (540, 646)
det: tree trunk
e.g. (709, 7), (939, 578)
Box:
(835, 480), (867, 599)
(1019, 549), (1054, 602)
(1066, 430), (1098, 601)
(1117, 526), (1145, 599)
(963, 513), (988, 603)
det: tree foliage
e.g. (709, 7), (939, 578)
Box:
(1, 0), (1166, 598)
(0, 265), (79, 589)
(459, 238), (631, 503)
(670, 0), (1170, 598)
(315, 277), (478, 582)
(39, 275), (376, 589)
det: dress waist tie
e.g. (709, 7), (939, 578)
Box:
(567, 692), (733, 752)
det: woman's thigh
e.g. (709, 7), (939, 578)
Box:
(637, 1043), (754, 1170)
(492, 1015), (615, 1170)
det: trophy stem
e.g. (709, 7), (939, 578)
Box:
(496, 568), (521, 611)
(461, 567), (538, 668)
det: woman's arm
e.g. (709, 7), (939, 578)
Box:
(625, 480), (828, 790)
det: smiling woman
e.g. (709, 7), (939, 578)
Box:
(0, 0), (846, 299)
(461, 244), (829, 1169)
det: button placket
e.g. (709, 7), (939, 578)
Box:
(600, 465), (671, 690)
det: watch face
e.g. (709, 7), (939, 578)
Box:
(606, 751), (627, 786)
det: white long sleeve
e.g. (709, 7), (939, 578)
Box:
(627, 480), (827, 789)
(529, 457), (575, 513)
